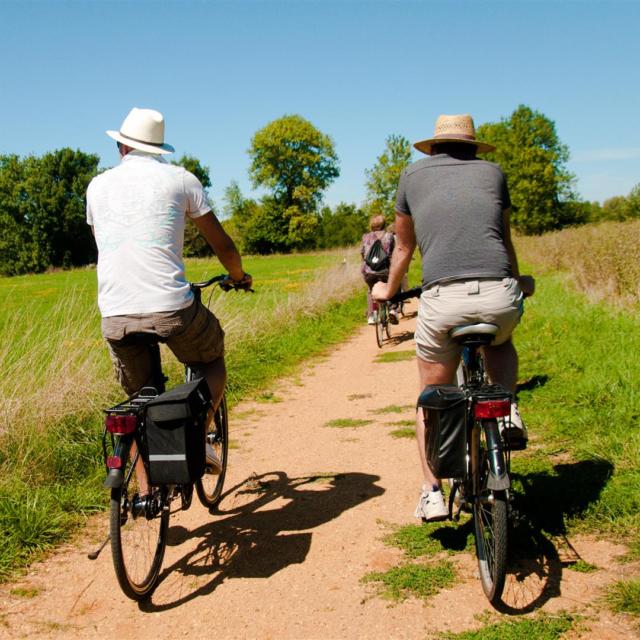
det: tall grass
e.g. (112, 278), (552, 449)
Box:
(515, 219), (640, 308)
(0, 250), (366, 579)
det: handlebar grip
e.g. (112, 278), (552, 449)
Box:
(388, 286), (422, 304)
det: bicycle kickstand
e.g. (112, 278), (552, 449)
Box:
(87, 533), (110, 560)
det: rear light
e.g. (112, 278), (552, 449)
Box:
(107, 455), (122, 469)
(474, 399), (511, 419)
(105, 414), (137, 435)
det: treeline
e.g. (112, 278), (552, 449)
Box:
(1, 105), (636, 276)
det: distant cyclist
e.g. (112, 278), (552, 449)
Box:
(373, 114), (534, 521)
(86, 106), (251, 419)
(360, 214), (398, 325)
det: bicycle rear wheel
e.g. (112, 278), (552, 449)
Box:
(472, 419), (508, 604)
(196, 395), (229, 508)
(384, 303), (393, 339)
(375, 305), (386, 348)
(110, 448), (169, 600)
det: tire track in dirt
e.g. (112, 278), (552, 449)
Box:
(1, 300), (638, 639)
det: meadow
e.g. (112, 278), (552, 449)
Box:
(0, 249), (366, 578)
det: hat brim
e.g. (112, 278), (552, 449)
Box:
(414, 137), (496, 156)
(106, 130), (174, 155)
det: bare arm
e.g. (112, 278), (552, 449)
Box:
(372, 211), (416, 300)
(503, 208), (535, 296)
(192, 211), (245, 281)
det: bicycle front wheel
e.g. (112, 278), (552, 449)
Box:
(375, 306), (386, 348)
(196, 395), (229, 508)
(110, 448), (169, 600)
(472, 419), (508, 604)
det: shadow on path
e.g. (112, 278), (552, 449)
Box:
(140, 471), (384, 611)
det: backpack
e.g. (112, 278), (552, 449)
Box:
(364, 237), (390, 271)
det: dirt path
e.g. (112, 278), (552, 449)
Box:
(1, 301), (638, 639)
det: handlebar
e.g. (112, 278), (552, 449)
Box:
(388, 286), (422, 304)
(190, 273), (253, 293)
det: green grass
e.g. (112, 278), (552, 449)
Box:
(605, 579), (640, 616)
(568, 559), (598, 573)
(9, 586), (40, 598)
(361, 560), (456, 601)
(438, 613), (576, 640)
(371, 404), (414, 415)
(324, 418), (372, 429)
(0, 251), (367, 580)
(389, 428), (415, 439)
(347, 393), (371, 401)
(509, 265), (640, 548)
(374, 350), (415, 363)
(383, 521), (474, 558)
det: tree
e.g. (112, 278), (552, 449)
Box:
(317, 203), (368, 249)
(249, 114), (339, 213)
(364, 134), (412, 221)
(0, 149), (99, 275)
(172, 154), (215, 257)
(477, 105), (579, 235)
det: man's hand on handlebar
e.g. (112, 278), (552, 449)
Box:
(220, 272), (253, 292)
(518, 275), (535, 298)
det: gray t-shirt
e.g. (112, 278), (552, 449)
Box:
(395, 154), (512, 288)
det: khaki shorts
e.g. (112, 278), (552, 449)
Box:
(415, 278), (524, 364)
(102, 299), (225, 395)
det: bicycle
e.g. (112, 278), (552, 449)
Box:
(372, 299), (392, 348)
(389, 286), (515, 605)
(100, 274), (250, 600)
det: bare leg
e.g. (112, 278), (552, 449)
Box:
(483, 339), (518, 393)
(416, 356), (459, 488)
(199, 356), (227, 409)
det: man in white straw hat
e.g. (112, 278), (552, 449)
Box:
(373, 114), (534, 522)
(87, 108), (251, 481)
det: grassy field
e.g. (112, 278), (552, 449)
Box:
(0, 249), (367, 579)
(515, 219), (640, 308)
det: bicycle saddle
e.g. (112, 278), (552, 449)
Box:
(449, 323), (499, 346)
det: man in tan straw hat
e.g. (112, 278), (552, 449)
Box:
(87, 107), (251, 486)
(373, 113), (534, 522)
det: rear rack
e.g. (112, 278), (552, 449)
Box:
(104, 387), (160, 415)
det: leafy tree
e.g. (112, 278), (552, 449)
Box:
(172, 154), (215, 257)
(317, 203), (368, 249)
(0, 149), (99, 275)
(477, 105), (579, 235)
(364, 134), (412, 221)
(249, 114), (339, 213)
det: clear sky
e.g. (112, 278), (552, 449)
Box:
(1, 0), (638, 212)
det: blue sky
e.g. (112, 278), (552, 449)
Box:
(1, 0), (639, 212)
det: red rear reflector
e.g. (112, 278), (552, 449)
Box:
(105, 414), (137, 435)
(107, 455), (122, 469)
(474, 399), (511, 419)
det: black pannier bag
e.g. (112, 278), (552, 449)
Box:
(144, 378), (211, 485)
(417, 384), (467, 479)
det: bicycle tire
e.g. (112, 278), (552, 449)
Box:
(384, 304), (393, 339)
(472, 419), (508, 604)
(196, 395), (229, 509)
(110, 448), (169, 601)
(375, 306), (386, 348)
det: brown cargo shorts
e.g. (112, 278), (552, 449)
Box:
(102, 299), (225, 395)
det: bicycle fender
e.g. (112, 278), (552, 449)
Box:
(104, 468), (124, 489)
(483, 420), (510, 491)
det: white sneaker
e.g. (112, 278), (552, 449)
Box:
(414, 488), (448, 522)
(500, 403), (528, 449)
(205, 444), (222, 475)
(367, 314), (376, 325)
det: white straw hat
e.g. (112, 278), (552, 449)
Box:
(414, 114), (495, 155)
(106, 107), (175, 155)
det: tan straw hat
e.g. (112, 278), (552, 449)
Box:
(106, 107), (175, 155)
(414, 114), (495, 155)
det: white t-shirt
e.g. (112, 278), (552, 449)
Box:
(86, 151), (211, 317)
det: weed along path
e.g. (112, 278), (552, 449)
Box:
(2, 299), (638, 639)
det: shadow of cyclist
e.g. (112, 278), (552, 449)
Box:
(139, 470), (384, 611)
(495, 458), (614, 614)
